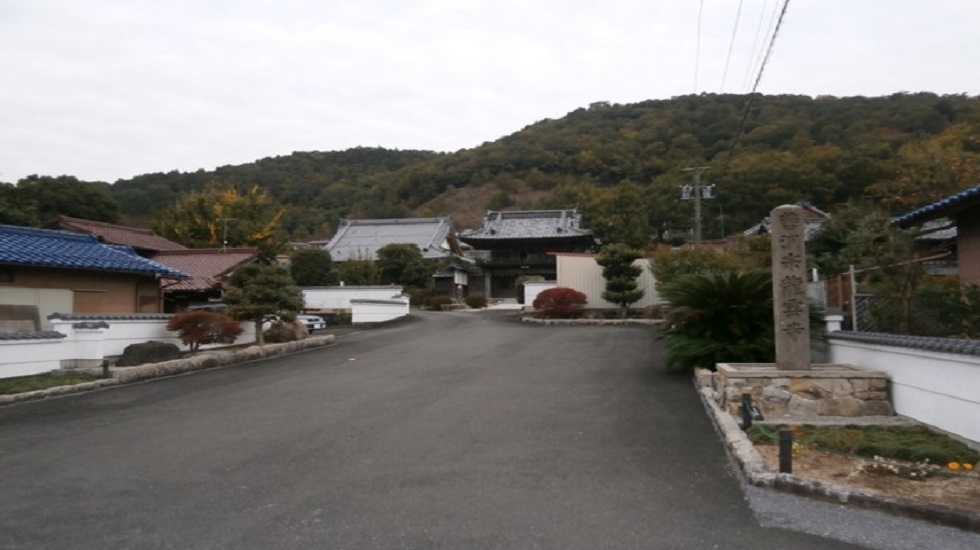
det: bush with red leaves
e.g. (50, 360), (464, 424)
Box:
(532, 287), (588, 318)
(166, 310), (244, 352)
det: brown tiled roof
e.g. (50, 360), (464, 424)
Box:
(152, 248), (259, 291)
(55, 215), (188, 252)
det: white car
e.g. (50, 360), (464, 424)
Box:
(263, 314), (326, 332)
(296, 314), (327, 332)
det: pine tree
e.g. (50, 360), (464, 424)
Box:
(596, 244), (645, 318)
(223, 264), (304, 345)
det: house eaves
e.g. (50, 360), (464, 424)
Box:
(894, 184), (980, 227)
(0, 224), (188, 279)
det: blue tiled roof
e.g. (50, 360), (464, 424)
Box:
(893, 184), (980, 226)
(0, 224), (188, 278)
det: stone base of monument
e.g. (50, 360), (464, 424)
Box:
(714, 363), (894, 420)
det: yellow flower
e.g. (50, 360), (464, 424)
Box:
(948, 462), (961, 470)
(964, 463), (974, 471)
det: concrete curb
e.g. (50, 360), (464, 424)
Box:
(520, 317), (664, 326)
(697, 378), (980, 533)
(0, 378), (121, 406)
(0, 334), (336, 407)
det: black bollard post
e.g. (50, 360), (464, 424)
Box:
(778, 429), (793, 474)
(101, 359), (110, 378)
(740, 393), (753, 430)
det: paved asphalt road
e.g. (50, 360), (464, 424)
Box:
(1, 310), (977, 549)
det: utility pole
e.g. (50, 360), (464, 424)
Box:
(681, 166), (713, 243)
(219, 217), (236, 251)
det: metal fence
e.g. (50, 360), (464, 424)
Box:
(822, 264), (977, 337)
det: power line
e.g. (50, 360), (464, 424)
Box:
(747, 0), (790, 95)
(720, 0), (745, 93)
(742, 0), (780, 93)
(694, 0), (705, 93)
(721, 0), (791, 178)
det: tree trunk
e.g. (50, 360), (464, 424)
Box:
(254, 319), (264, 346)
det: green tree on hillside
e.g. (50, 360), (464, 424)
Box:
(93, 93), (980, 241)
(865, 125), (980, 214)
(153, 183), (287, 260)
(586, 180), (651, 249)
(11, 175), (120, 225)
(0, 183), (37, 226)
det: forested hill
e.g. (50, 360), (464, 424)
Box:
(107, 92), (980, 241)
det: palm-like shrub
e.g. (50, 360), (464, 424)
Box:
(533, 287), (587, 318)
(659, 271), (774, 373)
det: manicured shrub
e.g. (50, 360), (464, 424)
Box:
(464, 293), (488, 309)
(514, 279), (526, 304)
(597, 244), (645, 318)
(405, 286), (435, 306)
(167, 310), (244, 352)
(532, 287), (587, 318)
(428, 295), (454, 310)
(321, 309), (352, 325)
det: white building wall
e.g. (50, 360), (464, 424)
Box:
(0, 338), (65, 378)
(351, 298), (410, 324)
(302, 286), (404, 311)
(555, 255), (660, 309)
(50, 317), (258, 356)
(829, 338), (980, 444)
(524, 281), (557, 306)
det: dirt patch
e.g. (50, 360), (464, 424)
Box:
(755, 445), (980, 512)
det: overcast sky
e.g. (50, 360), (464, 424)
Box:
(1, 0), (978, 184)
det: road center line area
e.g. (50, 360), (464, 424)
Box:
(1, 310), (976, 549)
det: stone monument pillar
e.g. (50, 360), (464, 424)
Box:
(770, 204), (810, 370)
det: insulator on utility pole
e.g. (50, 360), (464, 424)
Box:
(681, 166), (712, 243)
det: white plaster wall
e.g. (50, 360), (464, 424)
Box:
(302, 286), (404, 311)
(351, 299), (410, 324)
(0, 338), (64, 378)
(51, 318), (257, 356)
(555, 255), (660, 309)
(0, 316), (260, 379)
(829, 339), (980, 444)
(524, 281), (557, 306)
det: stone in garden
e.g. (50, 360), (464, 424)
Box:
(117, 341), (181, 366)
(263, 320), (309, 343)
